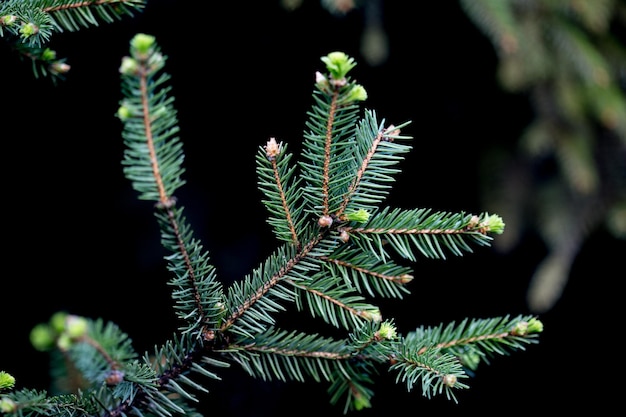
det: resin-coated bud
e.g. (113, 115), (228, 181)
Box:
(442, 374), (457, 388)
(265, 137), (280, 159)
(105, 370), (125, 386)
(318, 215), (333, 228)
(50, 62), (70, 74)
(362, 308), (382, 322)
(396, 274), (413, 284)
(315, 71), (329, 90)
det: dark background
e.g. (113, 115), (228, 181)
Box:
(1, 1), (622, 415)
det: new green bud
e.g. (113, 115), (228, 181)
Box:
(353, 394), (371, 411)
(56, 333), (72, 351)
(41, 48), (56, 61)
(346, 84), (367, 102)
(0, 397), (16, 413)
(119, 56), (140, 75)
(1, 15), (17, 26)
(50, 311), (68, 333)
(484, 214), (505, 234)
(527, 318), (544, 333)
(0, 372), (15, 390)
(321, 51), (357, 80)
(378, 321), (397, 340)
(65, 315), (88, 339)
(20, 22), (38, 38)
(511, 318), (543, 336)
(131, 33), (156, 58)
(345, 209), (370, 223)
(29, 323), (55, 352)
(117, 104), (133, 121)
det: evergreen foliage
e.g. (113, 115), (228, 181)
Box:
(0, 1), (543, 416)
(0, 0), (145, 81)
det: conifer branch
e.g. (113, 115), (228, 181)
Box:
(0, 0), (146, 81)
(258, 138), (304, 247)
(43, 0), (145, 33)
(0, 29), (543, 416)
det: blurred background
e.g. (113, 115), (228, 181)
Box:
(1, 0), (624, 415)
